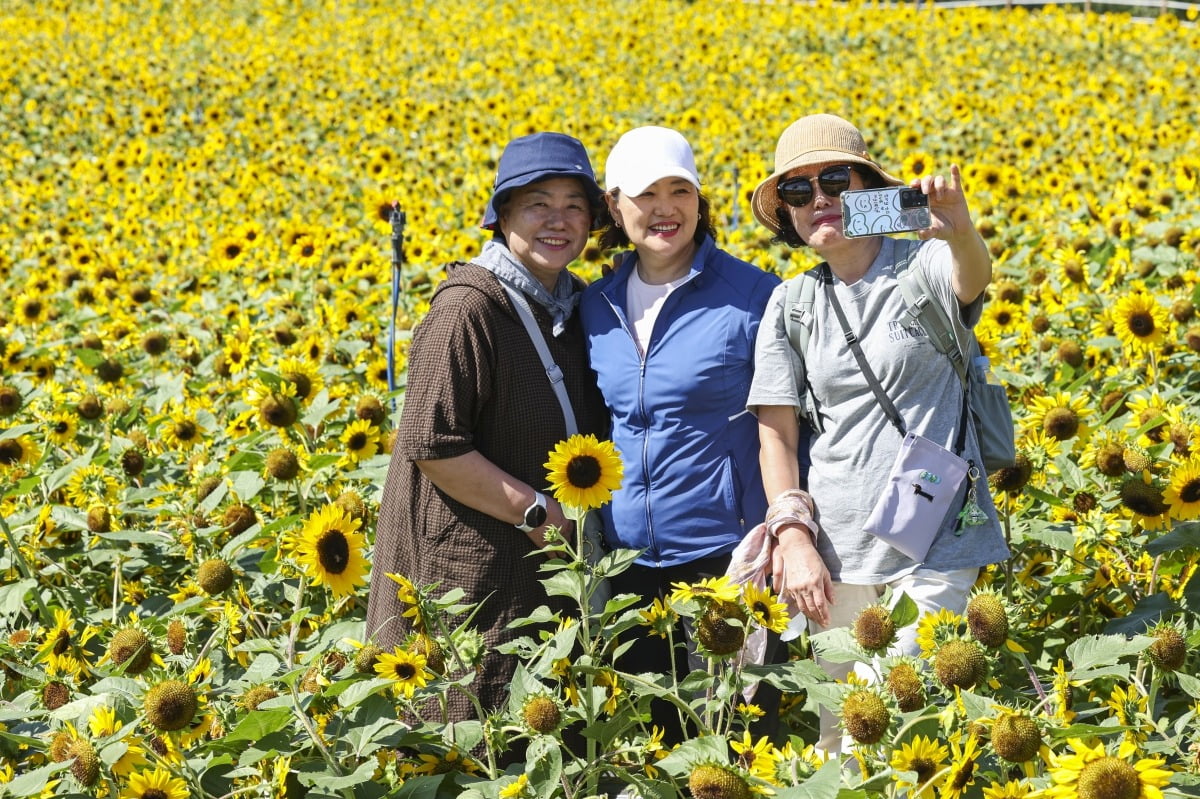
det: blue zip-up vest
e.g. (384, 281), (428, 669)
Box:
(580, 236), (780, 568)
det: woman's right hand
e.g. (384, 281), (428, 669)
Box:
(772, 525), (835, 627)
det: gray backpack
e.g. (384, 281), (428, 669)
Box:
(782, 239), (1016, 472)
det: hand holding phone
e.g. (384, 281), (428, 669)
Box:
(841, 186), (931, 238)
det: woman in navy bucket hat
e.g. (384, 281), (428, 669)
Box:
(366, 132), (609, 725)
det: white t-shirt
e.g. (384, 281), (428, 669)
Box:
(625, 266), (688, 356)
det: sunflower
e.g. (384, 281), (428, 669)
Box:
(890, 735), (950, 799)
(277, 357), (324, 403)
(294, 504), (367, 597)
(1024, 391), (1093, 443)
(669, 574), (741, 606)
(1111, 292), (1171, 354)
(339, 418), (379, 466)
(983, 781), (1036, 799)
(1105, 683), (1151, 744)
(384, 572), (425, 630)
(0, 431), (40, 470)
(46, 411), (79, 446)
(543, 433), (623, 510)
(374, 647), (430, 698)
(742, 584), (789, 634)
(119, 765), (189, 799)
(160, 411), (204, 451)
(914, 607), (965, 658)
(499, 773), (531, 799)
(1163, 456), (1200, 521)
(64, 463), (120, 508)
(942, 734), (982, 799)
(1046, 738), (1171, 799)
(637, 597), (678, 638)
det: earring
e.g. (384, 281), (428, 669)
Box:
(614, 220), (622, 229)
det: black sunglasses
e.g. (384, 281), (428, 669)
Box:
(776, 165), (855, 208)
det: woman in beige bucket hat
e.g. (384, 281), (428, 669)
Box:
(744, 114), (1009, 754)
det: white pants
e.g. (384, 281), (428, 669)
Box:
(808, 567), (980, 756)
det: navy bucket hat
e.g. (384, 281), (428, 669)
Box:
(481, 132), (603, 230)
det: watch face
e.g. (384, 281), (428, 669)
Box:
(525, 503), (547, 529)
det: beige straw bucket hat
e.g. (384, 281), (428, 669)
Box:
(751, 114), (903, 235)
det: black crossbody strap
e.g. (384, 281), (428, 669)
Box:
(820, 263), (970, 454)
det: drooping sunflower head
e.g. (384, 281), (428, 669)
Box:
(143, 679), (198, 732)
(543, 434), (623, 511)
(885, 660), (926, 713)
(521, 693), (563, 734)
(109, 627), (154, 675)
(933, 639), (989, 691)
(965, 590), (1010, 649)
(696, 601), (749, 657)
(990, 709), (1042, 763)
(1145, 623), (1187, 672)
(852, 604), (896, 654)
(687, 763), (753, 799)
(841, 687), (891, 745)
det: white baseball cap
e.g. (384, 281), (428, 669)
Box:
(604, 126), (701, 196)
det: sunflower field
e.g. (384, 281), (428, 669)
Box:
(3, 0), (1200, 796)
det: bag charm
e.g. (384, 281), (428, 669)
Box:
(957, 465), (989, 531)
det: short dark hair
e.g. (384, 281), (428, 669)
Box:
(597, 191), (718, 251)
(773, 165), (888, 249)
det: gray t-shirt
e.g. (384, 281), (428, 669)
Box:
(748, 237), (1010, 584)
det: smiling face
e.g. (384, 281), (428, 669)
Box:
(783, 161), (871, 252)
(497, 177), (593, 290)
(606, 176), (699, 278)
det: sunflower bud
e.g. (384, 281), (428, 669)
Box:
(852, 605), (895, 653)
(697, 601), (748, 656)
(687, 764), (752, 799)
(991, 711), (1041, 762)
(144, 679), (198, 731)
(522, 695), (562, 734)
(109, 628), (154, 674)
(197, 558), (235, 595)
(933, 639), (988, 690)
(966, 593), (1009, 649)
(841, 688), (890, 745)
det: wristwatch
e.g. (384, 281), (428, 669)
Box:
(515, 492), (548, 533)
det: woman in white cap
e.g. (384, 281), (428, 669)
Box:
(746, 114), (1009, 753)
(579, 126), (781, 740)
(366, 132), (609, 723)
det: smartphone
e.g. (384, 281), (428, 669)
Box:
(841, 186), (931, 238)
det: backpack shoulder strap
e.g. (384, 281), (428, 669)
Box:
(783, 266), (823, 432)
(895, 240), (970, 385)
